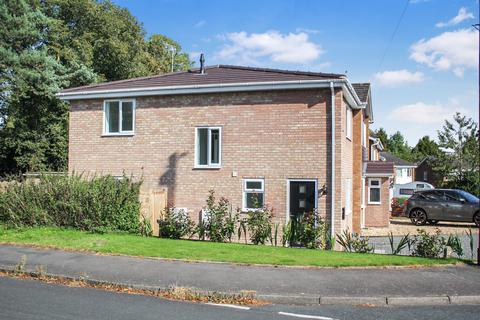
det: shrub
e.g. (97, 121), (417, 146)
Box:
(336, 229), (374, 253)
(0, 173), (144, 234)
(245, 206), (273, 245)
(446, 234), (463, 258)
(201, 190), (239, 242)
(158, 208), (195, 239)
(388, 232), (411, 255)
(412, 229), (445, 258)
(287, 212), (329, 249)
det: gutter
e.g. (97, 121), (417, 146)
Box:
(330, 81), (335, 239)
(56, 79), (366, 110)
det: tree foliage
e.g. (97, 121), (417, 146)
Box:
(435, 113), (479, 195)
(0, 0), (192, 176)
(412, 135), (440, 162)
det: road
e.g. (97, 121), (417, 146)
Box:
(1, 276), (479, 320)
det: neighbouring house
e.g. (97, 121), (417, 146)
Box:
(57, 61), (392, 237)
(361, 134), (394, 227)
(380, 151), (416, 185)
(415, 156), (441, 186)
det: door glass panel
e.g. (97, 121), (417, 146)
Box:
(197, 128), (208, 165)
(299, 199), (306, 208)
(444, 191), (460, 202)
(299, 185), (306, 193)
(423, 191), (444, 201)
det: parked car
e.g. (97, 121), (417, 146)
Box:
(404, 189), (480, 227)
(393, 181), (434, 198)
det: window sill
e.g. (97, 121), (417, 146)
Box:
(193, 165), (222, 170)
(101, 133), (135, 137)
(368, 202), (381, 205)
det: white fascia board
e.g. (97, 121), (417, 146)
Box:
(395, 165), (417, 168)
(56, 79), (365, 109)
(363, 173), (394, 178)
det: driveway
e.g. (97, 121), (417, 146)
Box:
(362, 217), (477, 237)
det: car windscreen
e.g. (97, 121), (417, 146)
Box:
(457, 190), (479, 203)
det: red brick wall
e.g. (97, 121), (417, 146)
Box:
(364, 177), (390, 227)
(69, 89), (349, 229)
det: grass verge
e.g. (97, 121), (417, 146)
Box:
(0, 226), (461, 267)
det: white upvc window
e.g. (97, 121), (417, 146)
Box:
(242, 179), (264, 211)
(103, 99), (135, 135)
(346, 107), (352, 140)
(368, 178), (381, 204)
(195, 126), (222, 168)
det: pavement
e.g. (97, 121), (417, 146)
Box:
(0, 244), (479, 306)
(1, 276), (480, 320)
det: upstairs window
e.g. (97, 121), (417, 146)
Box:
(243, 179), (264, 210)
(195, 127), (222, 167)
(346, 107), (352, 140)
(104, 100), (135, 135)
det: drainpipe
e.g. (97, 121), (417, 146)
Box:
(330, 81), (335, 240)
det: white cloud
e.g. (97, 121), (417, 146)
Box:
(189, 51), (201, 62)
(388, 102), (468, 125)
(374, 69), (425, 87)
(410, 28), (478, 77)
(216, 31), (323, 65)
(194, 20), (206, 28)
(295, 27), (321, 35)
(435, 7), (474, 27)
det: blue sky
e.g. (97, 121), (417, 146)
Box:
(114, 0), (479, 145)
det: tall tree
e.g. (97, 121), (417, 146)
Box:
(436, 113), (479, 195)
(0, 0), (94, 173)
(412, 135), (440, 161)
(372, 127), (388, 149)
(146, 34), (193, 74)
(387, 131), (413, 161)
(0, 0), (193, 176)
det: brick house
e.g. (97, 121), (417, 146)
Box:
(57, 63), (392, 237)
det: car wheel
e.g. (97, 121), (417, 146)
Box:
(427, 219), (439, 225)
(474, 212), (480, 227)
(410, 209), (427, 226)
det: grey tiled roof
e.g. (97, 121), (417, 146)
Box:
(351, 83), (370, 103)
(380, 151), (416, 167)
(364, 161), (394, 176)
(61, 65), (344, 94)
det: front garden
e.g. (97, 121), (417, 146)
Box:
(0, 174), (472, 267)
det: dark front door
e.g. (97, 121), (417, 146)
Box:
(289, 181), (316, 218)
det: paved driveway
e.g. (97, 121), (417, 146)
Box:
(362, 217), (477, 237)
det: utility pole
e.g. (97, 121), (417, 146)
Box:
(166, 44), (176, 73)
(473, 23), (479, 266)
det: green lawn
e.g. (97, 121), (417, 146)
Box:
(0, 226), (460, 267)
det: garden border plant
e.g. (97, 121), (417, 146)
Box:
(0, 173), (149, 235)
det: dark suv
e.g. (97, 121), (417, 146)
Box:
(404, 189), (480, 227)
